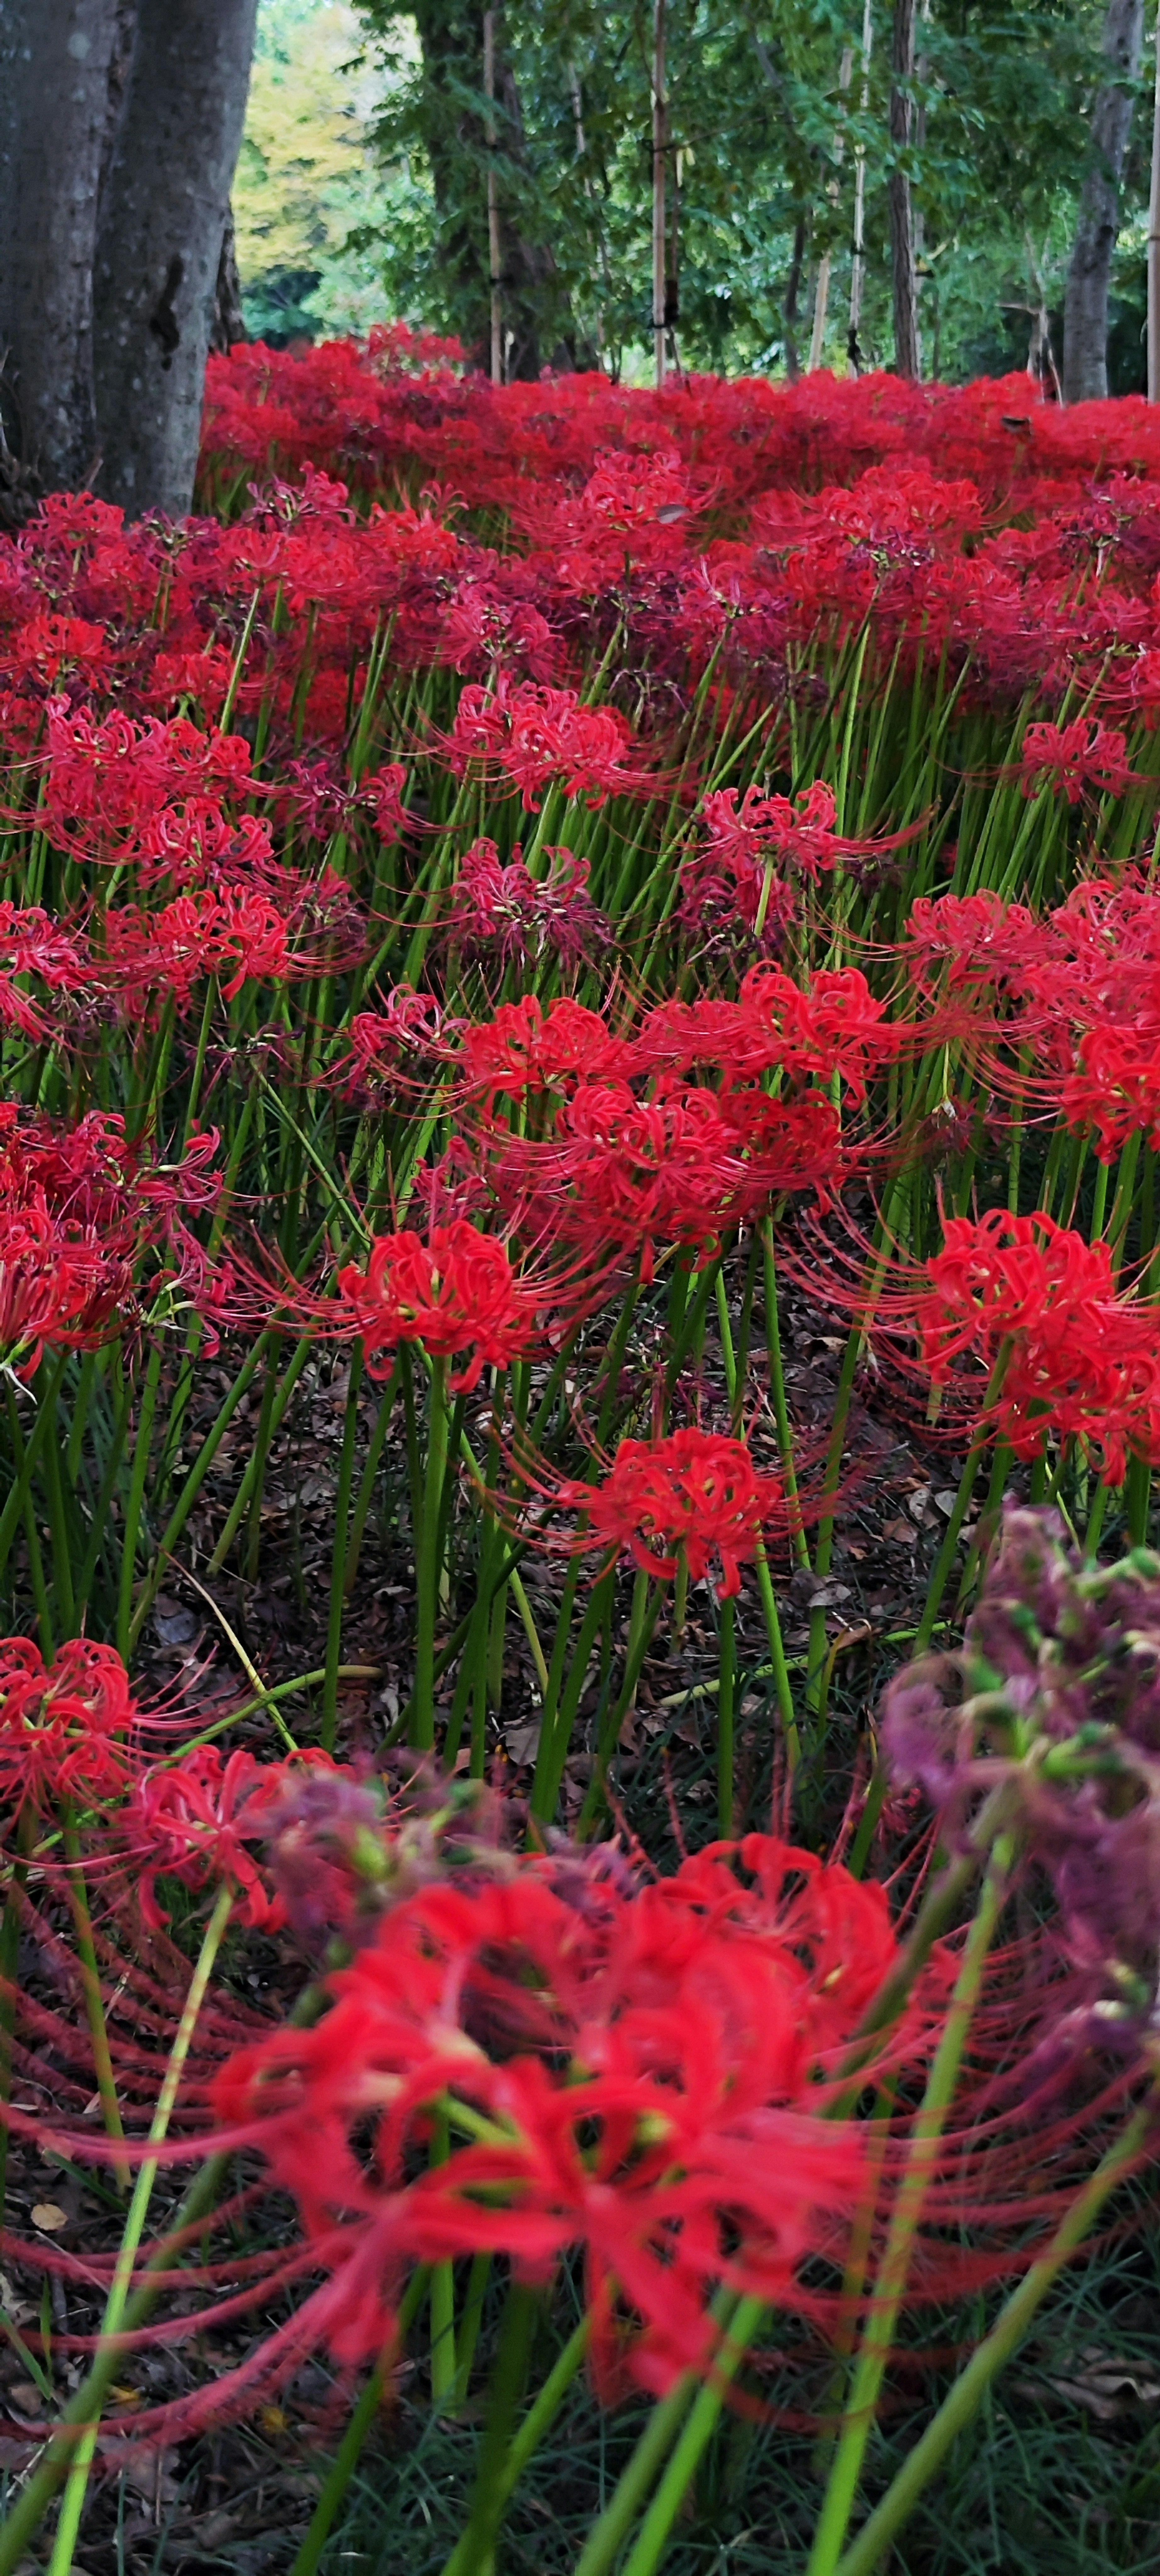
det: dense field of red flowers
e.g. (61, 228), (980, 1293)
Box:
(3, 338), (1160, 2573)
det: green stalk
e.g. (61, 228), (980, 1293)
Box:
(761, 1224), (811, 1570)
(832, 2098), (1154, 2576)
(286, 2269), (432, 2576)
(321, 1346), (365, 1752)
(441, 2278), (539, 2576)
(806, 1835), (1015, 2576)
(0, 2147), (229, 2576)
(44, 1884), (234, 2576)
(619, 2295), (767, 2576)
(115, 1340), (164, 1660)
(413, 1355), (451, 1749)
(717, 1595), (735, 1837)
(429, 2108), (457, 2408)
(61, 1816), (130, 2191)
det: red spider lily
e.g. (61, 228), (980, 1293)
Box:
(446, 676), (648, 810)
(335, 1219), (545, 1390)
(444, 837), (611, 970)
(1059, 1025), (1160, 1159)
(485, 1073), (842, 1279)
(914, 1211), (1160, 1482)
(211, 1839), (910, 2395)
(41, 702), (255, 866)
(1019, 718), (1133, 803)
(0, 1104), (221, 1371)
(126, 1748), (337, 1931)
(359, 761), (410, 840)
(0, 1636), (138, 1826)
(553, 1427), (792, 1598)
(915, 1209), (1116, 1376)
(457, 993), (629, 1097)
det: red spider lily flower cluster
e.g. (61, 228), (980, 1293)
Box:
(212, 1835), (913, 2396)
(446, 678), (649, 810)
(916, 1210), (1160, 1481)
(0, 1104), (221, 1371)
(1019, 719), (1133, 803)
(335, 1219), (548, 1390)
(554, 1427), (791, 1598)
(443, 837), (611, 970)
(0, 1636), (137, 1824)
(126, 1746), (338, 1931)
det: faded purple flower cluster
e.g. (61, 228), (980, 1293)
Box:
(883, 1507), (1160, 2034)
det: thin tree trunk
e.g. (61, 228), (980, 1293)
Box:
(483, 10), (503, 383)
(1147, 14), (1160, 398)
(92, 0), (258, 518)
(652, 0), (667, 387)
(888, 0), (921, 379)
(849, 0), (873, 370)
(209, 208), (246, 354)
(784, 215), (806, 384)
(1063, 0), (1145, 403)
(0, 0), (123, 495)
(809, 43), (853, 371)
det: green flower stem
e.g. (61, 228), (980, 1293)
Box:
(531, 1559), (617, 1825)
(619, 2294), (767, 2576)
(44, 1883), (233, 2576)
(832, 2098), (1155, 2576)
(806, 1834), (1015, 2576)
(287, 2269), (432, 2576)
(429, 2108), (457, 2409)
(761, 1224), (811, 1571)
(413, 1355), (451, 1749)
(61, 1815), (129, 2191)
(115, 1340), (164, 1659)
(322, 1344), (365, 1752)
(754, 1544), (801, 1772)
(0, 2145), (231, 2576)
(806, 1324), (863, 1725)
(577, 1575), (664, 1838)
(717, 1595), (735, 1837)
(204, 1334), (315, 1580)
(915, 1344), (1012, 1654)
(443, 2278), (540, 2576)
(572, 2301), (742, 2576)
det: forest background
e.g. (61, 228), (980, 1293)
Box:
(237, 0), (1153, 390)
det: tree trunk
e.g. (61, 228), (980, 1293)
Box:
(652, 0), (667, 387)
(784, 215), (806, 384)
(1146, 14), (1160, 398)
(888, 0), (920, 379)
(209, 208), (246, 355)
(1063, 0), (1145, 403)
(92, 0), (258, 518)
(848, 0), (874, 372)
(0, 0), (123, 494)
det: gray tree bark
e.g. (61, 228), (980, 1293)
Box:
(1063, 0), (1145, 403)
(93, 0), (257, 518)
(0, 0), (122, 494)
(888, 0), (921, 379)
(210, 208), (247, 355)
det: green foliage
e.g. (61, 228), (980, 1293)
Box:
(337, 0), (1147, 383)
(237, 0), (426, 343)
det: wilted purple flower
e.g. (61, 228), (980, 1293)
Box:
(445, 837), (611, 971)
(882, 1507), (1160, 2035)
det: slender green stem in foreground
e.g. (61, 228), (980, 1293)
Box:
(286, 2270), (432, 2576)
(807, 1835), (1014, 2576)
(832, 2097), (1155, 2576)
(413, 1355), (450, 1750)
(44, 1885), (233, 2576)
